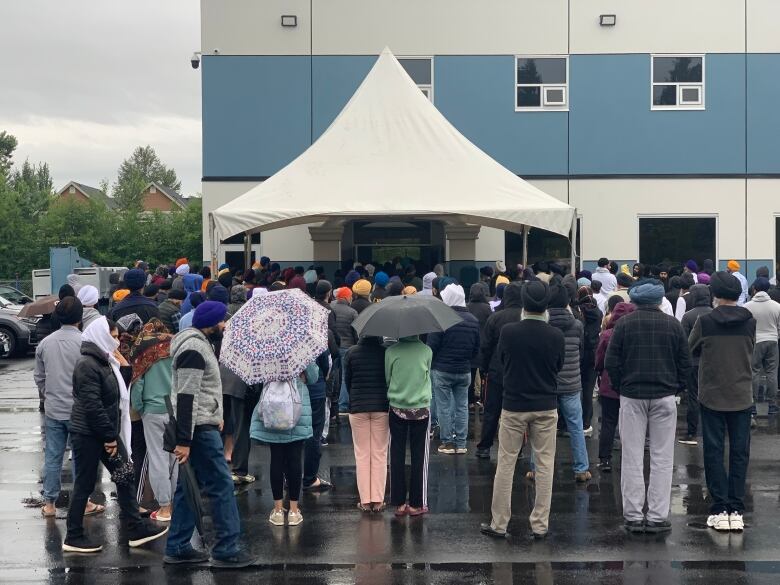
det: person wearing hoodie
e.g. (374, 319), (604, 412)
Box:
(679, 284), (713, 445)
(744, 277), (780, 419)
(540, 280), (591, 482)
(77, 285), (102, 330)
(605, 280), (691, 534)
(110, 269), (160, 325)
(475, 283), (524, 459)
(428, 284), (480, 454)
(467, 283), (492, 407)
(158, 289), (185, 333)
(689, 271), (756, 532)
(674, 272), (696, 321)
(227, 285), (247, 317)
(332, 287), (358, 414)
(165, 302), (254, 567)
(727, 260), (749, 306)
(480, 280), (565, 539)
(421, 272), (437, 296)
(577, 286), (603, 435)
(594, 302), (636, 472)
(592, 258), (617, 294)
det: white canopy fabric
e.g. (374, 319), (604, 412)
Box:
(210, 47), (575, 244)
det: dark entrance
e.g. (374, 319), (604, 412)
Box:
(505, 220), (580, 270)
(348, 220), (445, 271)
(639, 217), (716, 267)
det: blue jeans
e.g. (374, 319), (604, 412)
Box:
(338, 347), (350, 412)
(165, 428), (241, 559)
(43, 417), (72, 503)
(532, 392), (589, 473)
(431, 370), (471, 449)
(701, 406), (751, 514)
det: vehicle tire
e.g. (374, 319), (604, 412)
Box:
(0, 327), (15, 359)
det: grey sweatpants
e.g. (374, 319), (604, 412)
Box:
(752, 340), (778, 407)
(142, 412), (179, 506)
(619, 395), (676, 523)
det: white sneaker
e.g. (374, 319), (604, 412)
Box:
(287, 510), (303, 526)
(583, 426), (594, 437)
(707, 512), (731, 531)
(729, 512), (744, 531)
(269, 508), (286, 526)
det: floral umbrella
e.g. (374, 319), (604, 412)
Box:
(220, 288), (329, 384)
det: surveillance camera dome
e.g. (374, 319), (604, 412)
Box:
(190, 52), (200, 69)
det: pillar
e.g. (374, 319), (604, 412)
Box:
(308, 223), (344, 277)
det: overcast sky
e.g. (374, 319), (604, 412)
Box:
(0, 1), (202, 196)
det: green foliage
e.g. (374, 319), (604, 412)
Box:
(0, 134), (203, 278)
(113, 145), (181, 210)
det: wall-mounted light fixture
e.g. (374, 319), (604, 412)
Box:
(281, 15), (298, 27)
(599, 14), (617, 27)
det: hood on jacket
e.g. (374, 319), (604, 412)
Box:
(502, 282), (524, 309)
(606, 301), (636, 329)
(688, 284), (712, 308)
(469, 283), (489, 303)
(230, 285), (247, 304)
(750, 291), (771, 303)
(710, 305), (754, 327)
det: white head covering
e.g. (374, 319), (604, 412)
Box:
(175, 263), (190, 276)
(421, 272), (437, 295)
(440, 284), (466, 308)
(81, 317), (131, 456)
(77, 285), (99, 307)
(67, 274), (82, 294)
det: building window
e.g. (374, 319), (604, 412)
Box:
(68, 185), (75, 194)
(515, 56), (568, 111)
(639, 216), (716, 267)
(150, 185), (157, 193)
(504, 219), (581, 272)
(399, 58), (433, 102)
(651, 55), (705, 110)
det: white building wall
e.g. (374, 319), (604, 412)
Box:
(747, 0), (780, 53)
(570, 1), (745, 54)
(747, 179), (780, 263)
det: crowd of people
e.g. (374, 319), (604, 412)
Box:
(32, 252), (772, 566)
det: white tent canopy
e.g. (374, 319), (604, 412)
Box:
(210, 47), (575, 249)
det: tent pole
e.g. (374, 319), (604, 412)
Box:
(570, 213), (578, 276)
(244, 232), (252, 271)
(522, 226), (529, 268)
(208, 213), (218, 271)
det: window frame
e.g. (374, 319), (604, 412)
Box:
(515, 55), (569, 112)
(636, 213), (718, 266)
(650, 54), (706, 111)
(398, 56), (434, 104)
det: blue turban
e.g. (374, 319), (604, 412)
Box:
(628, 280), (665, 306)
(192, 301), (227, 329)
(374, 272), (389, 287)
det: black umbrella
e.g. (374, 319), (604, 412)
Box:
(351, 295), (463, 338)
(179, 461), (205, 535)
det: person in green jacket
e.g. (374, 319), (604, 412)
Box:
(129, 319), (177, 522)
(385, 336), (433, 516)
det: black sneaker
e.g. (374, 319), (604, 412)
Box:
(624, 520), (645, 533)
(769, 405), (779, 416)
(678, 435), (698, 445)
(62, 536), (103, 553)
(128, 524), (169, 548)
(598, 459), (612, 473)
(164, 547), (210, 565)
(211, 548), (257, 569)
(475, 448), (490, 459)
(480, 523), (509, 538)
(645, 520), (672, 534)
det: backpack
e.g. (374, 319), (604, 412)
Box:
(259, 379), (302, 431)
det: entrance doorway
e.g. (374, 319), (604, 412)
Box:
(348, 220), (445, 271)
(505, 220), (581, 271)
(639, 216), (716, 267)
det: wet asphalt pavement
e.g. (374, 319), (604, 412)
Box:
(2, 356), (780, 584)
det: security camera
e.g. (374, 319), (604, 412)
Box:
(191, 52), (201, 69)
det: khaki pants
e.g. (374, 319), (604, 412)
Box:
(490, 408), (558, 534)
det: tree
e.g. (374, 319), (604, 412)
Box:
(10, 159), (53, 218)
(112, 145), (181, 210)
(0, 131), (18, 174)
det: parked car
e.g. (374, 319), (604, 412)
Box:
(0, 285), (33, 306)
(0, 297), (38, 358)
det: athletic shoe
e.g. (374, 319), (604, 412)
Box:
(598, 459), (612, 473)
(678, 435), (698, 445)
(163, 547), (210, 565)
(583, 426), (593, 437)
(62, 536), (103, 553)
(320, 437), (329, 446)
(480, 523), (508, 538)
(128, 525), (169, 548)
(645, 520), (672, 534)
(574, 471), (592, 483)
(455, 447), (468, 455)
(211, 549), (257, 569)
(751, 417), (757, 429)
(437, 443), (456, 454)
(768, 405), (779, 416)
(707, 512), (730, 531)
(475, 448), (490, 459)
(623, 520), (645, 533)
(233, 474), (256, 485)
(269, 508), (286, 526)
(150, 510), (171, 522)
(729, 512), (744, 531)
(287, 510), (303, 526)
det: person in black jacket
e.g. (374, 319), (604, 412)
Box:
(428, 284), (480, 454)
(467, 283), (492, 408)
(577, 286), (603, 435)
(475, 282), (523, 458)
(481, 280), (565, 539)
(344, 336), (389, 512)
(110, 268), (160, 324)
(64, 317), (167, 553)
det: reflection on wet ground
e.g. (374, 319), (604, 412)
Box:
(2, 357), (780, 584)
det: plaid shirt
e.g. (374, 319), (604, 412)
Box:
(605, 305), (691, 399)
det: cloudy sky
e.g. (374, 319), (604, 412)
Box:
(0, 1), (202, 196)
